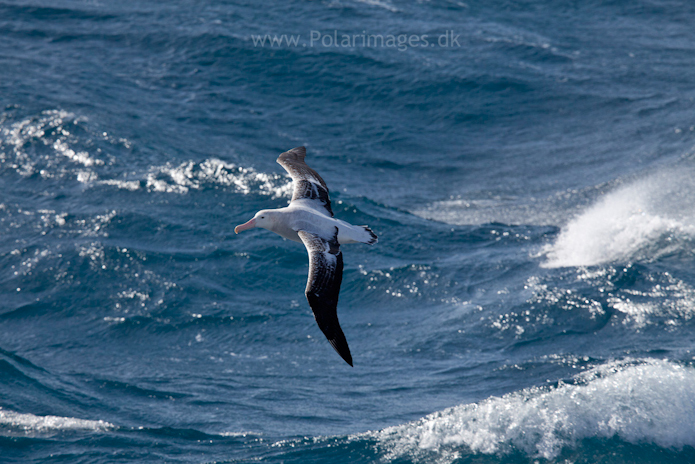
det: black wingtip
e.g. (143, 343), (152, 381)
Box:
(365, 226), (378, 245)
(328, 337), (353, 367)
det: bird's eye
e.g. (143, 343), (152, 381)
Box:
(260, 216), (265, 219)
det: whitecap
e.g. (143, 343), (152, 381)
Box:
(1, 110), (103, 179)
(0, 408), (113, 436)
(52, 139), (101, 167)
(98, 179), (141, 191)
(139, 158), (292, 197)
(1, 110), (293, 199)
(369, 358), (695, 461)
(543, 168), (695, 267)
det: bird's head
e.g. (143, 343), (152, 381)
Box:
(234, 210), (275, 234)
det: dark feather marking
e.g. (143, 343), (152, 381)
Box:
(363, 226), (378, 245)
(297, 228), (352, 366)
(292, 180), (334, 216)
(277, 147), (334, 217)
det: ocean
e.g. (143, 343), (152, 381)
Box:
(1, 0), (695, 462)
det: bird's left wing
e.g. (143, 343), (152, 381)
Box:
(277, 146), (334, 217)
(297, 228), (352, 366)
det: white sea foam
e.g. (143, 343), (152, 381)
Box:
(52, 139), (101, 167)
(99, 179), (141, 191)
(370, 359), (695, 462)
(0, 110), (102, 178)
(544, 168), (695, 268)
(1, 110), (291, 199)
(0, 408), (113, 435)
(82, 158), (292, 197)
(141, 158), (292, 197)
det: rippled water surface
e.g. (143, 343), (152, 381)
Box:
(2, 1), (695, 463)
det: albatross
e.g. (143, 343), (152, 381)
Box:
(234, 147), (377, 366)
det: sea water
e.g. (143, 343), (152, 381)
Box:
(1, 1), (695, 462)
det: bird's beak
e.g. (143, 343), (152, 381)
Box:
(234, 218), (256, 234)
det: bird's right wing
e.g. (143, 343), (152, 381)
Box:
(277, 146), (334, 217)
(297, 229), (352, 366)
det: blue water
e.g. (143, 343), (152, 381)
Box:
(2, 0), (695, 462)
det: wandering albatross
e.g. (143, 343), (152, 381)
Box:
(234, 147), (377, 366)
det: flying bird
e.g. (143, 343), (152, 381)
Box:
(235, 147), (377, 366)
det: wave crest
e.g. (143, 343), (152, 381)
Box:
(142, 158), (292, 197)
(0, 408), (113, 436)
(0, 109), (292, 198)
(544, 168), (695, 267)
(370, 359), (695, 461)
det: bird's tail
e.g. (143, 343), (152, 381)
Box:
(337, 221), (378, 245)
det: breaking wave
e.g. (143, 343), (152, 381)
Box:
(0, 109), (292, 198)
(544, 168), (695, 267)
(0, 408), (113, 436)
(369, 359), (695, 462)
(139, 159), (292, 197)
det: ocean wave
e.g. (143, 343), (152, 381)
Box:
(0, 109), (101, 178)
(485, 263), (695, 342)
(0, 109), (293, 198)
(0, 408), (113, 436)
(369, 358), (695, 461)
(92, 157), (292, 198)
(140, 158), (292, 197)
(544, 168), (695, 268)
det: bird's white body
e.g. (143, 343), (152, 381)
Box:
(254, 202), (374, 245)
